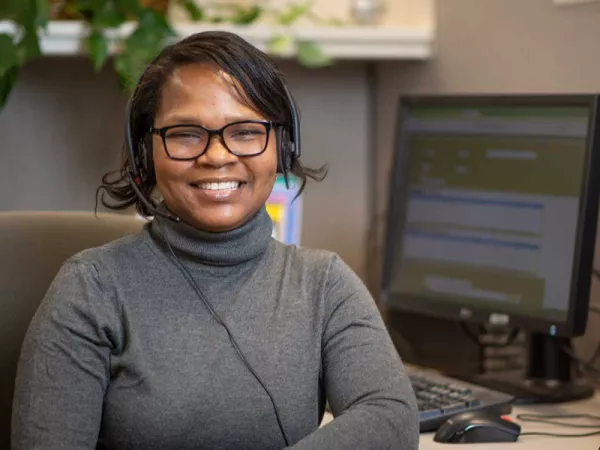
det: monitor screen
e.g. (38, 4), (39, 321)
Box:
(383, 96), (600, 335)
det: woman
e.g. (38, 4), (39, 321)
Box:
(12, 31), (419, 449)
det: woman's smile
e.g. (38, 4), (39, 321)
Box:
(189, 179), (247, 201)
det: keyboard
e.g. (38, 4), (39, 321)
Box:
(408, 369), (515, 432)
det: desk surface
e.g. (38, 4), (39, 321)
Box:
(420, 391), (600, 449)
(321, 392), (600, 449)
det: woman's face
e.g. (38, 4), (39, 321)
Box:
(152, 64), (278, 232)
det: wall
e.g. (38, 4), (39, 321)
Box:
(0, 56), (371, 279)
(0, 57), (127, 212)
(375, 0), (600, 369)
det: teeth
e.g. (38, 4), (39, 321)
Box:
(198, 181), (241, 191)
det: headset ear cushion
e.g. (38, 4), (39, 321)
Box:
(139, 135), (155, 183)
(283, 146), (293, 171)
(281, 128), (295, 171)
(276, 128), (289, 174)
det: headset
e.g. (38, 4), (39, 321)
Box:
(124, 58), (299, 446)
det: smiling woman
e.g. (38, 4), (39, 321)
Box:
(11, 30), (419, 450)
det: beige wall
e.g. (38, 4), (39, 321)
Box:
(375, 0), (600, 368)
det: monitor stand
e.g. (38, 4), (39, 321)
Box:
(458, 333), (595, 404)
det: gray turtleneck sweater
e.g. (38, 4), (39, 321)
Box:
(12, 206), (419, 449)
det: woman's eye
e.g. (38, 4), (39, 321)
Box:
(232, 129), (264, 139)
(170, 132), (205, 141)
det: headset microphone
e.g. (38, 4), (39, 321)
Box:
(127, 168), (180, 223)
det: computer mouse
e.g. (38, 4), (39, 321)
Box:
(433, 411), (521, 444)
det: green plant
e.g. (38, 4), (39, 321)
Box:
(0, 0), (333, 111)
(0, 0), (48, 107)
(265, 1), (332, 68)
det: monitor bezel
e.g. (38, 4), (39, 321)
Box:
(381, 94), (600, 338)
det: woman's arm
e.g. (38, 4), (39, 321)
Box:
(289, 255), (419, 450)
(12, 256), (118, 449)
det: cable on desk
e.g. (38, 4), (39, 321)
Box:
(520, 430), (600, 438)
(516, 413), (600, 428)
(517, 412), (600, 438)
(561, 345), (600, 378)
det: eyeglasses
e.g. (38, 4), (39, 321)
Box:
(150, 120), (277, 160)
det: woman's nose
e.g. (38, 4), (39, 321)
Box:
(199, 135), (237, 167)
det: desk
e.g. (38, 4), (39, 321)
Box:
(421, 391), (600, 449)
(321, 392), (600, 449)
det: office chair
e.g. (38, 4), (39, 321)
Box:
(0, 211), (144, 448)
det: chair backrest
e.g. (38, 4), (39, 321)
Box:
(0, 211), (144, 447)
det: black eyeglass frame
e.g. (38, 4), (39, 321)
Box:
(149, 119), (280, 160)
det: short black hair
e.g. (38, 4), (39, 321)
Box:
(97, 30), (327, 217)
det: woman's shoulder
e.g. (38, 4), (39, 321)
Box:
(271, 240), (355, 281)
(273, 239), (336, 265)
(64, 227), (151, 275)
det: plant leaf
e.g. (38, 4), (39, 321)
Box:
(35, 0), (50, 29)
(88, 30), (108, 71)
(17, 21), (41, 62)
(278, 1), (313, 26)
(0, 0), (26, 21)
(114, 53), (138, 90)
(121, 8), (174, 64)
(114, 49), (152, 90)
(231, 4), (263, 24)
(0, 64), (19, 111)
(115, 0), (144, 17)
(136, 8), (175, 38)
(0, 34), (19, 75)
(115, 9), (176, 90)
(94, 1), (126, 28)
(296, 41), (331, 67)
(267, 34), (294, 56)
(178, 0), (204, 21)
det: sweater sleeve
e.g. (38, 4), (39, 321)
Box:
(11, 256), (118, 450)
(288, 255), (419, 450)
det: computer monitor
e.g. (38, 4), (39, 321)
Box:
(382, 95), (600, 403)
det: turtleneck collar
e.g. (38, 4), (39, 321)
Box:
(148, 202), (274, 266)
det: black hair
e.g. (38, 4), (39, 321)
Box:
(97, 30), (327, 217)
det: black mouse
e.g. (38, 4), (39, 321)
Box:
(433, 411), (521, 444)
